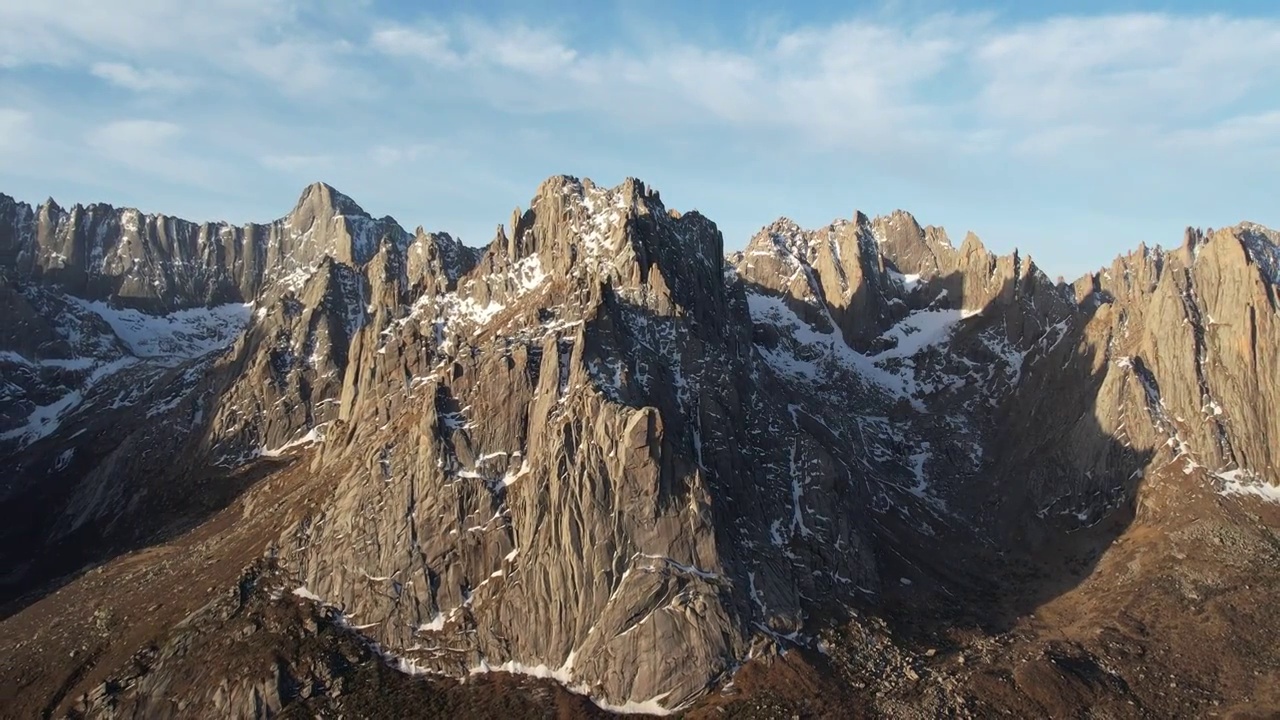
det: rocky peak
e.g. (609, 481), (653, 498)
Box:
(278, 181), (410, 269)
(290, 181), (368, 221)
(36, 197), (62, 221)
(745, 217), (810, 259)
(406, 228), (478, 294)
(492, 176), (725, 328)
(1233, 222), (1280, 288)
(870, 209), (956, 279)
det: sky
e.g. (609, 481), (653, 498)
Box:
(1, 1), (1278, 279)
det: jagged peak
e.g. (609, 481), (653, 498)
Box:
(761, 216), (803, 235)
(1234, 221), (1280, 244)
(0, 192), (29, 211)
(291, 181), (367, 219)
(959, 231), (986, 254)
(529, 174), (665, 214)
(876, 208), (920, 229)
(744, 217), (811, 260)
(532, 173), (583, 198)
(38, 197), (63, 217)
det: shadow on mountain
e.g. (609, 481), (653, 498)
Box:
(0, 421), (301, 620)
(572, 236), (1156, 653)
(836, 264), (1156, 641)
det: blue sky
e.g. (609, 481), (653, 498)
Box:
(1, 1), (1277, 279)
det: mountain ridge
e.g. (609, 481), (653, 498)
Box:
(5, 177), (1276, 297)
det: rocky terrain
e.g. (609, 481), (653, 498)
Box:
(0, 176), (1277, 719)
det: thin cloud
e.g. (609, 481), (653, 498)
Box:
(91, 62), (190, 92)
(974, 14), (1280, 127)
(370, 143), (436, 167)
(0, 109), (33, 156)
(1161, 111), (1280, 151)
(86, 119), (184, 155)
(370, 25), (460, 66)
(261, 154), (335, 173)
(458, 20), (578, 75)
(0, 0), (294, 65)
(0, 1), (362, 99)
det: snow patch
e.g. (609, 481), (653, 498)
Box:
(292, 586), (323, 602)
(501, 459), (532, 487)
(71, 299), (252, 363)
(468, 659), (674, 715)
(418, 613), (446, 632)
(261, 425), (327, 457)
(1216, 468), (1280, 503)
(874, 308), (979, 361)
(745, 290), (909, 395)
(886, 268), (922, 292)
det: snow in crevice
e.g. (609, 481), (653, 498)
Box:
(261, 425), (328, 457)
(788, 442), (812, 538)
(635, 553), (721, 581)
(404, 252), (552, 355)
(1, 387), (88, 445)
(746, 289), (974, 400)
(417, 613), (446, 632)
(746, 290), (897, 390)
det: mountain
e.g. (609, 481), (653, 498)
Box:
(1, 176), (1277, 718)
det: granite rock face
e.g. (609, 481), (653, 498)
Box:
(1, 177), (1278, 716)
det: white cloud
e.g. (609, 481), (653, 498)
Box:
(974, 14), (1280, 127)
(4, 6), (1279, 269)
(367, 12), (1280, 160)
(91, 62), (189, 92)
(86, 120), (183, 155)
(371, 20), (577, 76)
(77, 119), (239, 192)
(236, 37), (358, 95)
(0, 1), (360, 98)
(460, 21), (577, 75)
(370, 25), (459, 65)
(0, 0), (294, 65)
(366, 17), (959, 151)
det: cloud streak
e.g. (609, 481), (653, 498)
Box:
(370, 12), (1280, 158)
(91, 62), (190, 92)
(86, 119), (184, 156)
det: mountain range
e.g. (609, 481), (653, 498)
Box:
(1, 176), (1278, 718)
